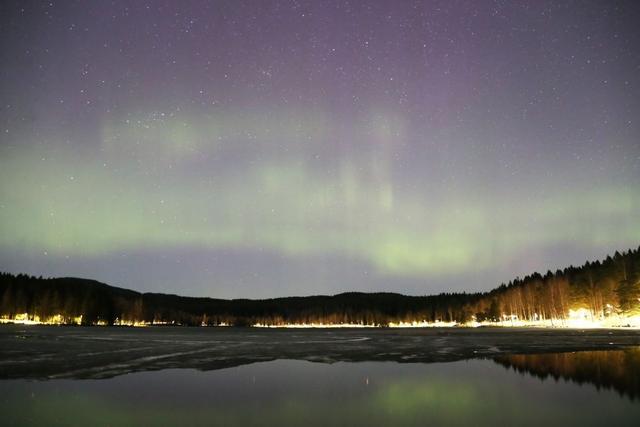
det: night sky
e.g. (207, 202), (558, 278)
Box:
(1, 1), (639, 298)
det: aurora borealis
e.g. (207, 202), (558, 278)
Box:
(1, 1), (639, 298)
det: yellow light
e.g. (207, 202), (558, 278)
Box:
(252, 322), (377, 328)
(1, 308), (640, 328)
(387, 320), (458, 328)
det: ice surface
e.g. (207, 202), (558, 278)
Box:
(1, 325), (639, 379)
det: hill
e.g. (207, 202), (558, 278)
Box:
(1, 247), (639, 327)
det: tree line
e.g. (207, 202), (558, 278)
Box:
(1, 247), (639, 326)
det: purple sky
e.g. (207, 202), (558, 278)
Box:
(1, 0), (639, 298)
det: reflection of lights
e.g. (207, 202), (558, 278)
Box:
(253, 319), (462, 328)
(567, 308), (595, 328)
(1, 307), (639, 328)
(387, 321), (457, 328)
(253, 321), (456, 328)
(0, 313), (83, 325)
(113, 319), (149, 327)
(0, 314), (234, 327)
(253, 323), (377, 328)
(253, 308), (640, 329)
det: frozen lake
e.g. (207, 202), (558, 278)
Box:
(2, 325), (640, 379)
(1, 326), (639, 426)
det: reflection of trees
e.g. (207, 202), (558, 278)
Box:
(494, 348), (640, 400)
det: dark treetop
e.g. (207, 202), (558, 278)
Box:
(1, 246), (639, 326)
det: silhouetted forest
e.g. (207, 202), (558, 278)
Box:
(1, 247), (639, 326)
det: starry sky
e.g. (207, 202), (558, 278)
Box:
(1, 0), (639, 298)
